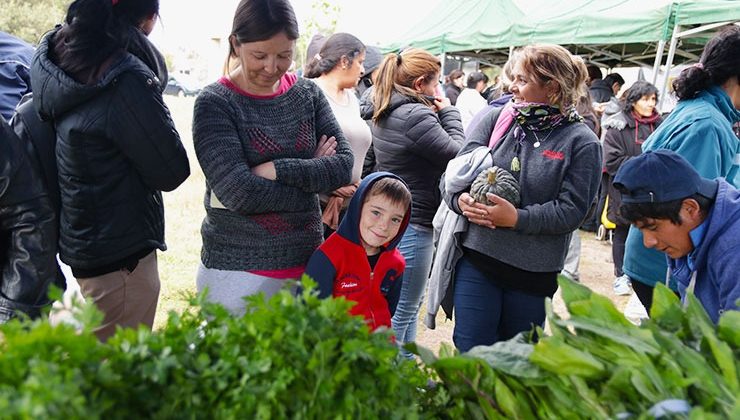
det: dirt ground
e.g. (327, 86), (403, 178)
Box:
(414, 230), (634, 354)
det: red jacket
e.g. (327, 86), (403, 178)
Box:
(305, 172), (410, 330)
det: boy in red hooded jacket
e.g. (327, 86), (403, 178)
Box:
(305, 172), (411, 330)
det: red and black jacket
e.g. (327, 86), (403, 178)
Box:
(305, 172), (410, 330)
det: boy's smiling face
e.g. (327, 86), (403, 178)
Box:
(359, 194), (406, 255)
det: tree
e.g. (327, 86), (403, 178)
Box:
(1, 0), (68, 45)
(295, 0), (341, 71)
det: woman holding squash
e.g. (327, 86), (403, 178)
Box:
(361, 48), (464, 357)
(443, 45), (602, 351)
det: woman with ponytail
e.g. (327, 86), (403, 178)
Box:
(361, 48), (464, 358)
(622, 26), (740, 314)
(442, 45), (601, 351)
(304, 33), (371, 235)
(30, 0), (191, 341)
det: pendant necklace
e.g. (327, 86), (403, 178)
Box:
(532, 127), (555, 148)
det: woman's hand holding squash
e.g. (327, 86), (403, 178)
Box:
(460, 192), (518, 228)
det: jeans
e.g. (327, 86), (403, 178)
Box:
(453, 256), (548, 352)
(392, 223), (434, 358)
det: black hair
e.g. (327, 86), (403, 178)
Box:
(673, 25), (740, 100)
(619, 194), (712, 225)
(447, 69), (464, 83)
(466, 71), (488, 89)
(621, 81), (659, 113)
(603, 73), (625, 87)
(55, 0), (159, 75)
(365, 177), (411, 209)
(229, 0), (299, 58)
(586, 64), (602, 83)
(304, 33), (365, 79)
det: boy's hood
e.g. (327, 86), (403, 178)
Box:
(336, 172), (411, 251)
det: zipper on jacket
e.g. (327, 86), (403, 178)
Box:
(369, 270), (377, 326)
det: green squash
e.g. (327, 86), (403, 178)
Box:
(470, 166), (521, 207)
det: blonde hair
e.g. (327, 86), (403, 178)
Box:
(371, 48), (440, 122)
(516, 44), (588, 110)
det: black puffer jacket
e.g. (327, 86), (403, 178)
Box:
(31, 29), (190, 273)
(0, 118), (58, 322)
(361, 92), (464, 227)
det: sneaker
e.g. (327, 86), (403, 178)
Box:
(613, 275), (632, 296)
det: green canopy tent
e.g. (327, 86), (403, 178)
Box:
(655, 0), (740, 108)
(384, 0), (739, 68)
(384, 0), (677, 68)
(384, 0), (526, 64)
(383, 0), (739, 111)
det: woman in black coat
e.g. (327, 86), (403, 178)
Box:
(30, 0), (190, 340)
(362, 48), (464, 358)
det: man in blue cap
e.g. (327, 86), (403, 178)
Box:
(613, 150), (739, 323)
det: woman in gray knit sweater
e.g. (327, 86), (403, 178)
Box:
(192, 0), (353, 314)
(443, 45), (602, 351)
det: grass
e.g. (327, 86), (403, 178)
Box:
(155, 96), (204, 330)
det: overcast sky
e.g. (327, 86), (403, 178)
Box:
(149, 0), (443, 52)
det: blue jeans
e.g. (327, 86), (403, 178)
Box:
(453, 256), (548, 352)
(392, 223), (434, 358)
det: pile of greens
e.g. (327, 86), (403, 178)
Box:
(0, 279), (431, 419)
(416, 278), (739, 419)
(2, 276), (737, 418)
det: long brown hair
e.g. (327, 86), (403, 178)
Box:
(371, 48), (440, 122)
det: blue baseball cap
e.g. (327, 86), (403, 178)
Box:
(613, 150), (718, 204)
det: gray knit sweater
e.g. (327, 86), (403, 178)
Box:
(193, 78), (353, 271)
(443, 107), (602, 272)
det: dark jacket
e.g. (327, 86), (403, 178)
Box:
(30, 29), (190, 274)
(305, 172), (410, 331)
(0, 118), (58, 322)
(444, 107), (602, 273)
(603, 111), (661, 225)
(0, 31), (34, 121)
(669, 179), (740, 323)
(361, 92), (464, 227)
(444, 83), (462, 106)
(10, 94), (60, 213)
(589, 79), (614, 104)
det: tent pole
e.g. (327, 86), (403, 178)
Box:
(658, 25), (679, 112)
(651, 39), (666, 86)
